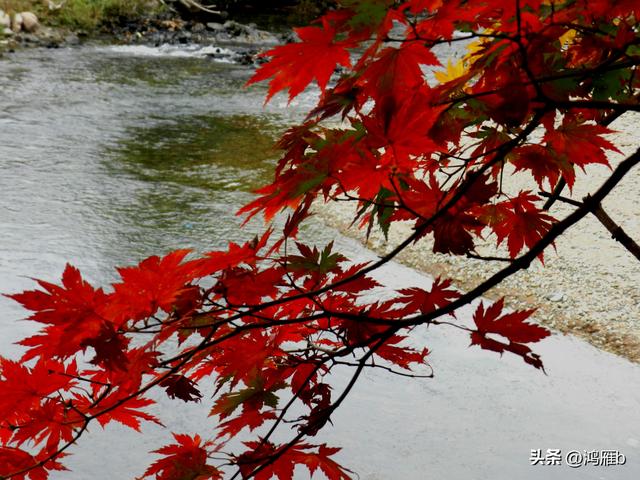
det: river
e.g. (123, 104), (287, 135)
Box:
(1, 44), (640, 479)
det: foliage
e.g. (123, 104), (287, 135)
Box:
(2, 0), (640, 479)
(0, 0), (164, 30)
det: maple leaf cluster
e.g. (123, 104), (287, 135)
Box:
(2, 0), (640, 479)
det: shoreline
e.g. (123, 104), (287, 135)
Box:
(0, 5), (290, 57)
(314, 113), (640, 364)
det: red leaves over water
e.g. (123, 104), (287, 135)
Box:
(3, 0), (637, 478)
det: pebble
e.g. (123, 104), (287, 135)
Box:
(545, 292), (566, 302)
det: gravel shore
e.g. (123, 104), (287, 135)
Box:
(315, 112), (640, 363)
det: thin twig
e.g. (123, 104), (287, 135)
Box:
(539, 191), (640, 261)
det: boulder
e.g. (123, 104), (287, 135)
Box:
(21, 12), (39, 33)
(191, 22), (205, 33)
(206, 22), (225, 32)
(243, 29), (280, 46)
(0, 10), (11, 29)
(220, 20), (280, 45)
(11, 13), (22, 33)
(223, 20), (244, 35)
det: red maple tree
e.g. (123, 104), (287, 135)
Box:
(2, 0), (640, 478)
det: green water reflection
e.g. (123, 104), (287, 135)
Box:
(106, 113), (279, 189)
(97, 113), (282, 260)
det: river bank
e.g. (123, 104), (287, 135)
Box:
(314, 113), (640, 364)
(0, 0), (308, 56)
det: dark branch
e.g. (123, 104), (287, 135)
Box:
(539, 191), (640, 261)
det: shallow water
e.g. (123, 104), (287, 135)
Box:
(1, 44), (640, 480)
(0, 44), (320, 341)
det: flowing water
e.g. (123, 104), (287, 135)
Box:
(0, 43), (323, 346)
(1, 44), (640, 479)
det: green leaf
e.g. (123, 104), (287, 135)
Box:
(592, 69), (631, 101)
(211, 377), (284, 418)
(626, 45), (640, 57)
(343, 0), (393, 29)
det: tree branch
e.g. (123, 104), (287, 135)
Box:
(539, 191), (640, 261)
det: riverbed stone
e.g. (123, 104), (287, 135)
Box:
(177, 30), (191, 43)
(206, 22), (224, 31)
(11, 13), (23, 33)
(64, 33), (80, 45)
(218, 20), (280, 45)
(546, 291), (567, 302)
(223, 20), (244, 35)
(243, 29), (280, 45)
(21, 12), (39, 33)
(0, 10), (11, 29)
(191, 22), (205, 33)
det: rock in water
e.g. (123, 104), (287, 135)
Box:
(21, 12), (39, 33)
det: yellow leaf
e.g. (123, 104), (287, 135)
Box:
(465, 37), (488, 58)
(559, 29), (576, 47)
(434, 59), (467, 83)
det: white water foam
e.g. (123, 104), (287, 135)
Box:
(99, 43), (239, 62)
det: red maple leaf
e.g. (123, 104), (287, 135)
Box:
(192, 331), (285, 388)
(199, 230), (271, 275)
(470, 299), (550, 370)
(363, 88), (445, 170)
(396, 277), (460, 316)
(360, 41), (439, 97)
(510, 144), (573, 190)
(0, 358), (77, 421)
(247, 17), (354, 102)
(488, 192), (555, 259)
(0, 447), (67, 480)
(375, 341), (430, 370)
(161, 375), (203, 403)
(108, 250), (201, 325)
(217, 409), (277, 439)
(9, 265), (110, 362)
(544, 114), (621, 172)
(431, 175), (499, 255)
(472, 299), (548, 343)
(143, 434), (221, 480)
(237, 441), (352, 480)
(80, 394), (161, 432)
(7, 399), (83, 455)
(392, 174), (498, 255)
(87, 324), (130, 371)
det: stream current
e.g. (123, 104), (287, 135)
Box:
(1, 44), (640, 479)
